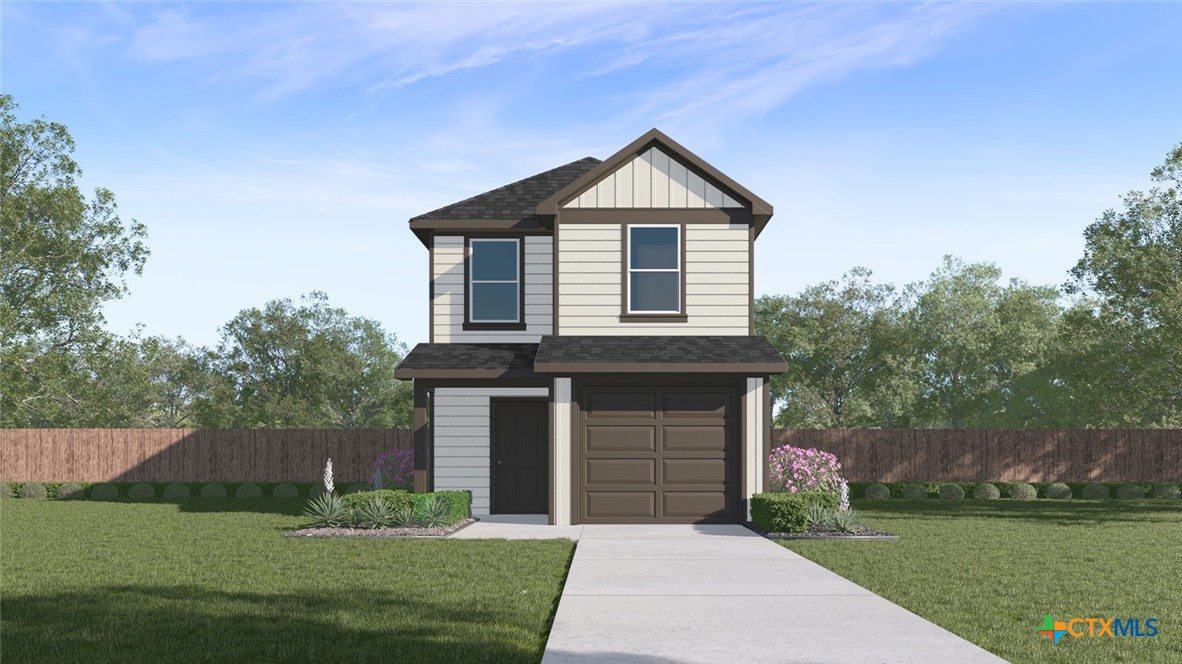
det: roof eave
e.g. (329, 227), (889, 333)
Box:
(533, 361), (787, 375)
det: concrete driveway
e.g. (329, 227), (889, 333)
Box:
(541, 524), (1005, 664)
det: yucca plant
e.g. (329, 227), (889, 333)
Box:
(391, 506), (417, 528)
(414, 495), (451, 528)
(303, 492), (349, 528)
(356, 495), (395, 528)
(827, 508), (863, 534)
(806, 502), (829, 529)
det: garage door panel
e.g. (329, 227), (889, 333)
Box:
(661, 391), (731, 418)
(663, 425), (730, 453)
(585, 391), (655, 418)
(662, 458), (729, 485)
(586, 459), (656, 485)
(586, 491), (656, 519)
(585, 426), (655, 453)
(662, 491), (733, 519)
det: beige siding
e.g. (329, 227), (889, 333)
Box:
(433, 386), (550, 516)
(431, 235), (553, 342)
(556, 223), (749, 335)
(563, 146), (742, 209)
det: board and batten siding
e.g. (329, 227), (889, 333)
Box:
(432, 386), (550, 515)
(431, 235), (553, 342)
(557, 223), (750, 335)
(563, 146), (743, 209)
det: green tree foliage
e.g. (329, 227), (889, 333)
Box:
(193, 292), (412, 429)
(1, 94), (149, 426)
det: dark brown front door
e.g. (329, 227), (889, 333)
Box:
(577, 383), (739, 524)
(491, 399), (549, 514)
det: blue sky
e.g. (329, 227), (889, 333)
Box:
(4, 1), (1180, 349)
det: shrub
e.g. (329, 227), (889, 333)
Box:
(355, 495), (397, 528)
(1153, 483), (1181, 500)
(90, 483), (120, 500)
(901, 483), (928, 500)
(372, 448), (414, 490)
(235, 483), (263, 499)
(1009, 483), (1037, 500)
(1081, 483), (1110, 500)
(200, 483), (228, 499)
(391, 505), (417, 527)
(1115, 483), (1145, 500)
(272, 483), (300, 500)
(973, 483), (1001, 500)
(767, 445), (844, 494)
(414, 490), (471, 524)
(128, 483), (156, 500)
(20, 483), (48, 499)
(414, 494), (452, 528)
(863, 483), (891, 500)
(343, 489), (414, 516)
(939, 484), (965, 500)
(1045, 483), (1072, 500)
(750, 491), (838, 533)
(56, 482), (85, 499)
(303, 492), (349, 527)
(346, 483), (370, 494)
(163, 483), (191, 500)
(0, 483), (11, 499)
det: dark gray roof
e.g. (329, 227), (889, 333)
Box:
(395, 343), (539, 379)
(411, 157), (601, 222)
(533, 336), (787, 374)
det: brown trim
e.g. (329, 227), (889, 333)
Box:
(395, 368), (541, 380)
(412, 377), (552, 390)
(413, 383), (430, 493)
(740, 381), (750, 520)
(429, 232), (435, 343)
(748, 225), (755, 335)
(549, 391), (557, 524)
(559, 208), (750, 225)
(488, 397), (550, 516)
(619, 314), (688, 323)
(464, 235), (527, 329)
(534, 362), (787, 374)
(620, 223), (687, 318)
(411, 218), (546, 230)
(763, 378), (772, 486)
(537, 129), (773, 217)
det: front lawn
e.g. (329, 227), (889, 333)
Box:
(782, 500), (1182, 664)
(1, 500), (573, 663)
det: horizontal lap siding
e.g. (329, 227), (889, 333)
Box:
(557, 223), (749, 335)
(432, 387), (549, 515)
(431, 235), (553, 342)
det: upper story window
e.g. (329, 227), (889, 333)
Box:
(469, 238), (520, 323)
(627, 225), (681, 313)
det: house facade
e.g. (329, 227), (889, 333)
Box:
(394, 129), (786, 525)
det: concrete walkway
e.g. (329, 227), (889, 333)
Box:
(541, 524), (1005, 664)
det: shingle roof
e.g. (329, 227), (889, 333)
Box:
(533, 336), (787, 374)
(410, 157), (601, 222)
(394, 343), (540, 379)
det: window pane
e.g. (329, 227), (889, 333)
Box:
(630, 227), (678, 269)
(471, 283), (519, 321)
(472, 241), (518, 281)
(630, 272), (679, 312)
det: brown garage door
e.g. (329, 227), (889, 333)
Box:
(577, 383), (739, 524)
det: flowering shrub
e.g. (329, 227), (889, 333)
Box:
(767, 445), (845, 495)
(372, 448), (414, 490)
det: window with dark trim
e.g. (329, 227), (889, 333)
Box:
(626, 225), (681, 313)
(469, 238), (521, 323)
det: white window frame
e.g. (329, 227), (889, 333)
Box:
(468, 238), (521, 323)
(626, 224), (681, 314)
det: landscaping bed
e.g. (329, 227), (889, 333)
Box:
(749, 522), (897, 540)
(286, 517), (476, 538)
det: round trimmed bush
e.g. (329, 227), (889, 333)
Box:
(346, 483), (370, 494)
(272, 483), (299, 500)
(20, 483), (48, 499)
(200, 483), (228, 499)
(1153, 483), (1181, 500)
(0, 483), (12, 499)
(127, 483), (156, 500)
(973, 483), (1001, 500)
(163, 483), (191, 500)
(235, 482), (263, 499)
(1081, 483), (1110, 500)
(1115, 483), (1145, 500)
(1009, 482), (1037, 500)
(56, 482), (85, 499)
(90, 483), (120, 500)
(1045, 483), (1073, 500)
(901, 483), (928, 500)
(939, 483), (965, 500)
(864, 483), (891, 500)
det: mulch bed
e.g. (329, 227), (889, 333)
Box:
(284, 518), (476, 539)
(747, 523), (899, 541)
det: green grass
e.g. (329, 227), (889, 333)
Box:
(0, 499), (574, 663)
(781, 500), (1182, 664)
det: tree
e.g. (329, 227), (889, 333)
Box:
(756, 268), (909, 428)
(1, 94), (149, 426)
(194, 292), (412, 428)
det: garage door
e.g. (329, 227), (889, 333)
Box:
(577, 384), (739, 524)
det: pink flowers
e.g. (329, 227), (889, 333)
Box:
(768, 445), (845, 495)
(372, 448), (414, 490)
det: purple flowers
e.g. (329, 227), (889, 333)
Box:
(768, 445), (845, 495)
(371, 448), (414, 490)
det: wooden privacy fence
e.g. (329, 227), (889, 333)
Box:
(0, 429), (411, 483)
(768, 429), (1182, 483)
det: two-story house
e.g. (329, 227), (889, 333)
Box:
(394, 129), (787, 525)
